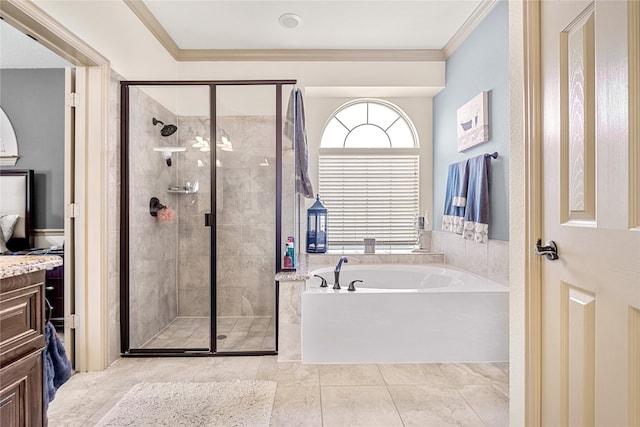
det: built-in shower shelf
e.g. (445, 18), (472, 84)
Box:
(167, 188), (198, 194)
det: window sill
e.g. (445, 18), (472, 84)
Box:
(323, 249), (432, 255)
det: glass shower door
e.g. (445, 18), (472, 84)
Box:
(122, 80), (295, 356)
(214, 84), (284, 353)
(124, 84), (212, 353)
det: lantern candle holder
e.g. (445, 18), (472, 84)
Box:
(306, 195), (327, 253)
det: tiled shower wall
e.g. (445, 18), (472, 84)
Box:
(176, 115), (277, 318)
(215, 115), (277, 317)
(127, 87), (179, 348)
(174, 116), (211, 317)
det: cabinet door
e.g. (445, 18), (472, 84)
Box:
(0, 350), (44, 426)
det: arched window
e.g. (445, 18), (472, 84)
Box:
(318, 100), (420, 250)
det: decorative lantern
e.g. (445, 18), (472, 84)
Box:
(306, 195), (327, 253)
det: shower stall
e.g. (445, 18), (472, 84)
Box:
(120, 80), (297, 355)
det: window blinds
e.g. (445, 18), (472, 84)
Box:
(318, 154), (419, 248)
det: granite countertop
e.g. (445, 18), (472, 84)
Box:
(274, 253), (311, 282)
(0, 255), (63, 280)
(275, 262), (311, 282)
(275, 270), (311, 282)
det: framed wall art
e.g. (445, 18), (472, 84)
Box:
(456, 91), (489, 152)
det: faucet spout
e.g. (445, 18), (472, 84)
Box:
(335, 256), (348, 272)
(333, 256), (348, 289)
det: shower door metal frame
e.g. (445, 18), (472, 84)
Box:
(120, 79), (296, 357)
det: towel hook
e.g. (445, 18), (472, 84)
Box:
(484, 152), (498, 159)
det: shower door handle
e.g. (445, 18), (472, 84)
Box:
(204, 213), (212, 227)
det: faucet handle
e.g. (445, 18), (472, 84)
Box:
(348, 280), (362, 292)
(314, 275), (328, 288)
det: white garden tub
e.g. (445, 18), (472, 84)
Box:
(302, 264), (508, 363)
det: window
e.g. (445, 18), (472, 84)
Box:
(318, 100), (419, 250)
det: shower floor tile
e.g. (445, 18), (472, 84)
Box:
(140, 316), (275, 351)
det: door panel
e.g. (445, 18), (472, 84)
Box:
(560, 8), (596, 224)
(541, 1), (640, 426)
(214, 85), (278, 353)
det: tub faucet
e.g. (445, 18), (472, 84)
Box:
(333, 256), (348, 290)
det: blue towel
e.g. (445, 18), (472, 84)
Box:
(43, 321), (73, 410)
(284, 88), (314, 199)
(462, 154), (491, 243)
(442, 160), (468, 235)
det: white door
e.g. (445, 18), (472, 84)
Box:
(540, 1), (640, 426)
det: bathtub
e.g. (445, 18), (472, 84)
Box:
(302, 264), (508, 363)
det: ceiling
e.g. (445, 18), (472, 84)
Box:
(129, 0), (494, 60)
(141, 0), (482, 50)
(1, 0), (494, 68)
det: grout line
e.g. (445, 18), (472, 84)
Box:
(384, 382), (407, 427)
(319, 381), (325, 427)
(377, 363), (390, 386)
(457, 387), (491, 427)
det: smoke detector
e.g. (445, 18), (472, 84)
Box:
(279, 13), (301, 29)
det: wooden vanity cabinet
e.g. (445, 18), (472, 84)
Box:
(0, 270), (45, 426)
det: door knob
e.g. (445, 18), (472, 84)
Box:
(534, 239), (559, 260)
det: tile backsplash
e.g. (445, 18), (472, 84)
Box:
(431, 230), (509, 286)
(302, 232), (508, 286)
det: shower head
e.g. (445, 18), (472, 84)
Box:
(152, 118), (178, 137)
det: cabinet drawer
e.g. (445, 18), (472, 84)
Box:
(0, 272), (45, 367)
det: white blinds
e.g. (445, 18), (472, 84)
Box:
(318, 154), (419, 247)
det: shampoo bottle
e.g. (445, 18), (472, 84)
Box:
(286, 236), (295, 267)
(283, 251), (293, 268)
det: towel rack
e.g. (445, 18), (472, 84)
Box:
(484, 152), (498, 159)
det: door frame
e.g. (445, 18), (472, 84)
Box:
(512, 0), (544, 425)
(0, 0), (111, 371)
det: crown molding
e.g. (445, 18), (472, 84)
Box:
(124, 0), (180, 59)
(125, 1), (444, 62)
(177, 48), (444, 62)
(442, 0), (499, 59)
(127, 0), (500, 62)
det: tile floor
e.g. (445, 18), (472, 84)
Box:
(47, 356), (509, 426)
(140, 316), (276, 351)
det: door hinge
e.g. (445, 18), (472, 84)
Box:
(65, 92), (78, 108)
(65, 203), (79, 218)
(66, 314), (79, 330)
